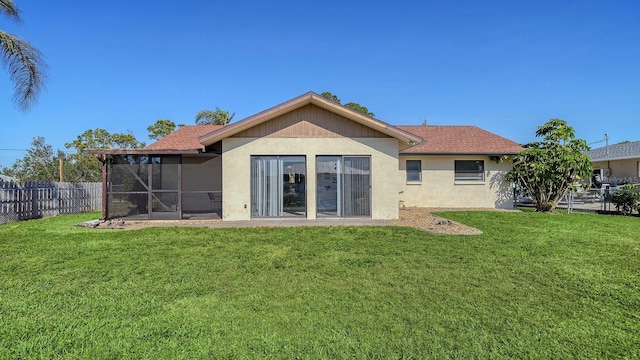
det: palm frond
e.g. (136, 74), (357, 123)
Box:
(195, 107), (233, 125)
(195, 109), (216, 124)
(0, 0), (20, 21)
(0, 30), (47, 111)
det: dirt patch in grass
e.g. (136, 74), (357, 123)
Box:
(393, 207), (483, 235)
(82, 207), (517, 235)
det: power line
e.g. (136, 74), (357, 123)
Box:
(588, 133), (609, 146)
(0, 148), (76, 153)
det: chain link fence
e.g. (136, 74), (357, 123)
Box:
(515, 185), (638, 214)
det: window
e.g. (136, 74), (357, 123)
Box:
(455, 160), (484, 182)
(406, 160), (421, 182)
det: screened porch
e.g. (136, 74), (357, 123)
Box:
(106, 154), (222, 220)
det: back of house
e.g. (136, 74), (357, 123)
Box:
(91, 92), (523, 221)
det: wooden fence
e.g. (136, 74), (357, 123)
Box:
(0, 181), (102, 224)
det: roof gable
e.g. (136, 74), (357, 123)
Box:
(233, 103), (390, 139)
(198, 92), (423, 147)
(587, 141), (640, 161)
(398, 125), (523, 155)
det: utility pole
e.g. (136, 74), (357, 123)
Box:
(59, 158), (64, 182)
(605, 133), (609, 157)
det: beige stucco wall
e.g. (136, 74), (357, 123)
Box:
(398, 155), (514, 209)
(222, 137), (400, 220)
(592, 159), (640, 185)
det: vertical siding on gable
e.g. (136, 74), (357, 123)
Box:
(233, 104), (390, 138)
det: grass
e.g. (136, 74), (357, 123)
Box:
(0, 211), (638, 359)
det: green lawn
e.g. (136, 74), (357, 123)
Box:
(0, 211), (638, 359)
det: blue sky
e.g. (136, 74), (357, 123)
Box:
(1, 0), (639, 168)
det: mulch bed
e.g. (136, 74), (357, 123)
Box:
(80, 207), (504, 235)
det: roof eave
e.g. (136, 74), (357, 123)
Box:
(590, 154), (640, 162)
(198, 92), (425, 146)
(400, 151), (520, 156)
(87, 149), (203, 155)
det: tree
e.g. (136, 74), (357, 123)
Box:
(320, 91), (375, 117)
(2, 137), (62, 181)
(320, 91), (341, 104)
(1, 0), (47, 111)
(195, 107), (235, 125)
(505, 119), (592, 212)
(65, 128), (145, 152)
(4, 129), (146, 182)
(64, 128), (145, 182)
(344, 102), (375, 117)
(147, 119), (176, 140)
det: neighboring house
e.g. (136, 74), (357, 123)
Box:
(91, 92), (522, 221)
(0, 174), (17, 185)
(586, 141), (640, 186)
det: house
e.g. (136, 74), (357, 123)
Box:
(91, 92), (523, 221)
(586, 141), (640, 186)
(396, 125), (522, 209)
(0, 174), (17, 183)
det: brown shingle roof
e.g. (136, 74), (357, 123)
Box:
(398, 125), (523, 154)
(144, 123), (522, 156)
(145, 125), (223, 151)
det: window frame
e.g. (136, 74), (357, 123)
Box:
(406, 159), (422, 183)
(454, 160), (485, 182)
(316, 155), (371, 218)
(250, 155), (307, 218)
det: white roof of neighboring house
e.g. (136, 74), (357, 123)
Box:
(587, 141), (640, 161)
(0, 174), (17, 182)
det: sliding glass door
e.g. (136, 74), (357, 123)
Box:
(251, 156), (306, 218)
(316, 156), (370, 217)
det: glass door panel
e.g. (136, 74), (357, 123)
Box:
(251, 156), (279, 217)
(344, 157), (371, 217)
(281, 156), (306, 216)
(316, 156), (342, 216)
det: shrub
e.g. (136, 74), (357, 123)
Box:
(610, 184), (640, 215)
